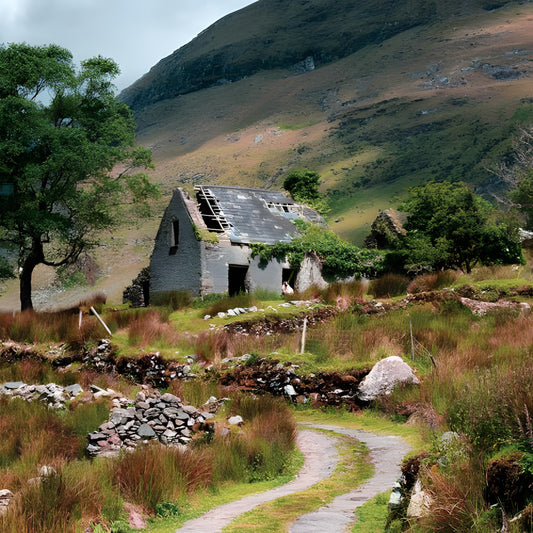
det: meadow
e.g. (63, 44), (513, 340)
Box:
(0, 265), (532, 531)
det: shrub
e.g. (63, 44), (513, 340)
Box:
(407, 270), (459, 294)
(369, 273), (409, 298)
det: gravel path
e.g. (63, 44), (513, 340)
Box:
(176, 423), (409, 532)
(290, 423), (410, 533)
(176, 429), (338, 533)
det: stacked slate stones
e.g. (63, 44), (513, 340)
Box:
(87, 390), (215, 456)
(0, 381), (84, 409)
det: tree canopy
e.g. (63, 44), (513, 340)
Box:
(282, 168), (328, 213)
(390, 182), (523, 274)
(283, 169), (320, 202)
(0, 43), (158, 310)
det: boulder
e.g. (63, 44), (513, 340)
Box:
(357, 356), (419, 401)
(228, 415), (244, 426)
(406, 479), (433, 518)
(0, 489), (14, 515)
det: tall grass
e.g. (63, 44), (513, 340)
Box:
(126, 309), (181, 347)
(407, 270), (459, 293)
(0, 389), (297, 530)
(111, 444), (212, 510)
(369, 273), (409, 298)
(0, 310), (102, 344)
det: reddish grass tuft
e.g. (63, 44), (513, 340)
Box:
(111, 443), (213, 511)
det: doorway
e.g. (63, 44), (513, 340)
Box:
(282, 268), (297, 287)
(228, 265), (249, 296)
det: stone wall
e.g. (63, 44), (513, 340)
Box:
(149, 189), (203, 297)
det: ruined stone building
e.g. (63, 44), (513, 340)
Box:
(149, 186), (324, 300)
(365, 208), (408, 249)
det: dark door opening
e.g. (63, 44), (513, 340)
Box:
(142, 279), (150, 307)
(282, 268), (296, 285)
(228, 265), (248, 296)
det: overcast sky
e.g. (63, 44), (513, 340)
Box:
(0, 0), (256, 90)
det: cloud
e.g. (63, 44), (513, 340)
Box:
(0, 0), (255, 89)
(0, 0), (29, 24)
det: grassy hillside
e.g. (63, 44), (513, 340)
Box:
(130, 1), (533, 245)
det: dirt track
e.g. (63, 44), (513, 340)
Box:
(176, 423), (409, 532)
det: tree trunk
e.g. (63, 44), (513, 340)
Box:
(19, 239), (44, 311)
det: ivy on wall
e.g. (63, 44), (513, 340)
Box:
(250, 223), (385, 280)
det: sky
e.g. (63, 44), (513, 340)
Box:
(0, 0), (256, 90)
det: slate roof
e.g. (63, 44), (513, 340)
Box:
(195, 185), (320, 245)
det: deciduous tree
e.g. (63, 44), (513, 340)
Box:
(0, 43), (157, 310)
(395, 182), (522, 273)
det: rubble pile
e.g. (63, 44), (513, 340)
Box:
(220, 358), (370, 410)
(87, 389), (218, 457)
(0, 381), (84, 409)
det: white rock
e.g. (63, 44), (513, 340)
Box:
(228, 415), (244, 426)
(217, 312), (226, 318)
(284, 385), (297, 396)
(407, 479), (433, 518)
(39, 465), (57, 478)
(357, 356), (419, 401)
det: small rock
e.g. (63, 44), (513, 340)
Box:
(64, 384), (83, 396)
(228, 415), (244, 426)
(137, 423), (156, 438)
(39, 465), (57, 478)
(284, 384), (297, 396)
(4, 381), (25, 390)
(0, 488), (14, 514)
(406, 479), (432, 517)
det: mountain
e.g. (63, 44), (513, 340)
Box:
(120, 0), (533, 246)
(121, 0), (509, 110)
(3, 0), (532, 311)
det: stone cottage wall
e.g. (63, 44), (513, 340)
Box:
(150, 190), (203, 297)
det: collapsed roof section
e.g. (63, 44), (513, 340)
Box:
(194, 185), (323, 245)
